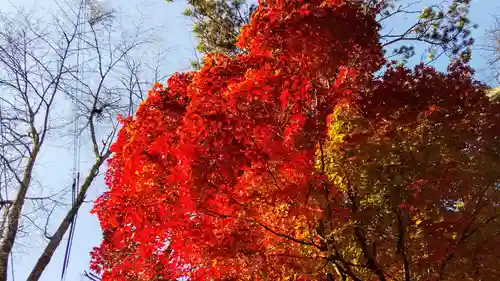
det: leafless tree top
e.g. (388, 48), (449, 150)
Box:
(0, 0), (172, 280)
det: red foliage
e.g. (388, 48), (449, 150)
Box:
(90, 0), (500, 280)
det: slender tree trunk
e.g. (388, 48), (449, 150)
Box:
(0, 145), (40, 281)
(26, 154), (107, 281)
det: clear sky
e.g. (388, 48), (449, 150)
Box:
(0, 0), (498, 281)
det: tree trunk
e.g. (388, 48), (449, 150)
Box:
(26, 155), (106, 281)
(0, 145), (40, 281)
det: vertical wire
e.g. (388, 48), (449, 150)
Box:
(61, 1), (86, 280)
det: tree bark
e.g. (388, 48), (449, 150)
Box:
(26, 154), (107, 281)
(0, 145), (40, 281)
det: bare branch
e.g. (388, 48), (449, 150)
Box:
(0, 0), (170, 280)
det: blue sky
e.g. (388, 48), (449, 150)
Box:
(379, 0), (499, 84)
(0, 0), (498, 281)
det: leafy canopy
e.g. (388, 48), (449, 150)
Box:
(172, 0), (475, 66)
(91, 0), (500, 280)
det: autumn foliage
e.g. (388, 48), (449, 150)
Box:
(90, 0), (500, 280)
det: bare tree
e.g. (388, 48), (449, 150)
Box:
(483, 14), (500, 83)
(0, 1), (167, 280)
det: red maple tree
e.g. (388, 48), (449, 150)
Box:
(90, 0), (500, 280)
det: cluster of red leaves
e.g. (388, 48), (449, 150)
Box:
(90, 0), (500, 280)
